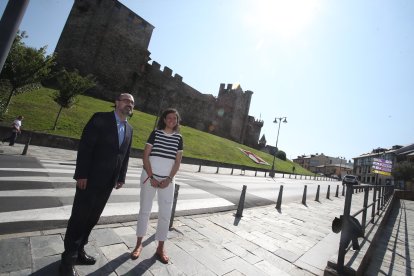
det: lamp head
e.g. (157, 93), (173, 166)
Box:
(283, 117), (287, 123)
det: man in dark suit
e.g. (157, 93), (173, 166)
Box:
(60, 93), (135, 276)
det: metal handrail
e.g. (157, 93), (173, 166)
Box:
(336, 183), (394, 273)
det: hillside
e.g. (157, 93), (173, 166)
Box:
(1, 87), (312, 175)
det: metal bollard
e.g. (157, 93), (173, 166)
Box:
(22, 136), (31, 155)
(326, 185), (330, 199)
(371, 186), (377, 222)
(265, 171), (267, 177)
(335, 185), (339, 197)
(295, 174), (297, 179)
(198, 164), (201, 172)
(255, 170), (257, 177)
(276, 185), (284, 210)
(169, 184), (180, 229)
(342, 185), (345, 196)
(315, 185), (320, 201)
(231, 167), (234, 175)
(302, 185), (307, 205)
(362, 188), (369, 233)
(235, 185), (247, 217)
(216, 166), (219, 174)
(289, 174), (291, 179)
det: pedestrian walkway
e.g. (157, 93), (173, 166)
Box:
(365, 199), (414, 275)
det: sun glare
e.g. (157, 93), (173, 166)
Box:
(244, 0), (322, 40)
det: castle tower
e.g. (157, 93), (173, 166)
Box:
(214, 83), (254, 144)
(244, 118), (264, 148)
(55, 0), (154, 100)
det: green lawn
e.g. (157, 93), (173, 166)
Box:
(1, 87), (312, 175)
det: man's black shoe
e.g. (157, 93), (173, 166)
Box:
(59, 263), (79, 276)
(77, 249), (96, 265)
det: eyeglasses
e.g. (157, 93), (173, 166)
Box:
(118, 98), (135, 105)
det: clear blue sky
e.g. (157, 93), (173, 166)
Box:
(1, 0), (413, 161)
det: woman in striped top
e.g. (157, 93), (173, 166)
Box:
(131, 108), (183, 264)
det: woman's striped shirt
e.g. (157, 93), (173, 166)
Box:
(147, 130), (183, 160)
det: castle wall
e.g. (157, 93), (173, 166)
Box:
(133, 62), (216, 131)
(54, 0), (263, 147)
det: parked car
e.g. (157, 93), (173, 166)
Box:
(342, 175), (359, 185)
(331, 175), (340, 180)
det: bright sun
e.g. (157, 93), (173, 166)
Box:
(244, 0), (322, 40)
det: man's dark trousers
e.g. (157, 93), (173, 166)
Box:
(61, 184), (113, 264)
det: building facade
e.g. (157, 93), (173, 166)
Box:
(353, 144), (414, 186)
(54, 0), (263, 147)
(293, 154), (352, 177)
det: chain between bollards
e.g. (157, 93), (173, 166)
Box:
(169, 184), (180, 230)
(235, 185), (247, 218)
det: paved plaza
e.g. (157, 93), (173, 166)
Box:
(0, 144), (413, 275)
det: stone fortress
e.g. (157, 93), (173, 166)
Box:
(55, 0), (263, 147)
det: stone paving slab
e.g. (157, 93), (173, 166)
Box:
(0, 237), (31, 273)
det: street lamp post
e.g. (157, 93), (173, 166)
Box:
(269, 116), (287, 177)
(338, 156), (345, 179)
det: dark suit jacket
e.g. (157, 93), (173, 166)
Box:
(74, 111), (133, 188)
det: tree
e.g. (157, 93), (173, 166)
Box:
(275, 150), (287, 161)
(0, 31), (56, 114)
(52, 69), (95, 130)
(392, 161), (414, 182)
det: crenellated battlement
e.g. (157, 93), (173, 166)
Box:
(148, 61), (183, 82)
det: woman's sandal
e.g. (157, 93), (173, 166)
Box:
(130, 246), (142, 260)
(155, 250), (169, 264)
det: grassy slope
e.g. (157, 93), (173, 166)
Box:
(1, 88), (312, 175)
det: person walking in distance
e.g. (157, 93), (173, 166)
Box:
(59, 93), (134, 276)
(2, 115), (23, 146)
(130, 108), (183, 264)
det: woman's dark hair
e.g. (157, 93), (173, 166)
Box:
(156, 108), (181, 132)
